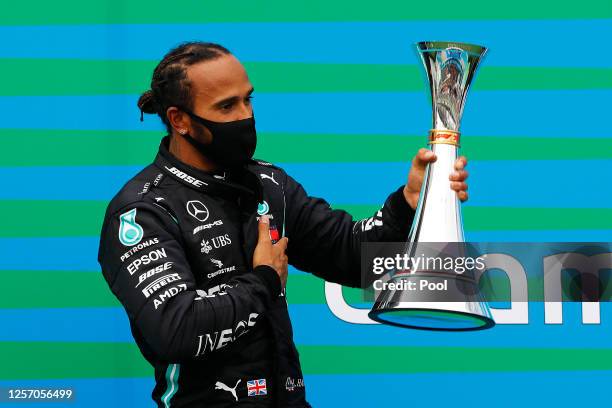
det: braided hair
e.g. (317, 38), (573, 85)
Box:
(137, 41), (231, 134)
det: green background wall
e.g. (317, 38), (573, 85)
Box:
(1, 1), (611, 406)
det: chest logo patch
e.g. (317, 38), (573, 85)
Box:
(186, 200), (210, 222)
(257, 201), (270, 216)
(118, 208), (144, 247)
(260, 172), (279, 186)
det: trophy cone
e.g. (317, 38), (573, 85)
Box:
(368, 41), (495, 331)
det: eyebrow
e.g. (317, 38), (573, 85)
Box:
(213, 87), (255, 109)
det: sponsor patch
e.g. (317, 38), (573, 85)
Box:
(215, 380), (240, 402)
(186, 200), (210, 222)
(285, 377), (305, 392)
(257, 201), (269, 216)
(120, 237), (160, 262)
(201, 239), (213, 254)
(195, 313), (258, 356)
(135, 262), (174, 287)
(211, 234), (231, 249)
(361, 209), (384, 232)
(207, 266), (236, 279)
(193, 220), (223, 235)
(165, 166), (207, 187)
(118, 208), (144, 246)
(142, 273), (182, 298)
(194, 284), (232, 300)
(153, 283), (187, 310)
(127, 248), (168, 275)
(260, 172), (279, 186)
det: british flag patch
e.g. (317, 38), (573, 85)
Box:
(247, 379), (267, 396)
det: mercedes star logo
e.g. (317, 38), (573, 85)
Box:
(186, 200), (210, 222)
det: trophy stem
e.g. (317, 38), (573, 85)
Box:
(408, 133), (464, 244)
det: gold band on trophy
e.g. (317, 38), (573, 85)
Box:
(428, 129), (460, 147)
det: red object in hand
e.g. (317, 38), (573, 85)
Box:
(269, 225), (280, 243)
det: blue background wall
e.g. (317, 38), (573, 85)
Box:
(1, 1), (611, 406)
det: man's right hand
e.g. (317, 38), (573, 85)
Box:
(253, 215), (288, 288)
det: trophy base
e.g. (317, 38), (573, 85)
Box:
(368, 274), (495, 331)
(369, 306), (494, 331)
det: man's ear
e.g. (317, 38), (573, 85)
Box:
(166, 106), (190, 134)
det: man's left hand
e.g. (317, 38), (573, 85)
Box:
(403, 148), (469, 210)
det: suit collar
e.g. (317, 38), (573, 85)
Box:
(154, 135), (263, 213)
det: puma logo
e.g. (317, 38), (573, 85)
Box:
(215, 379), (241, 401)
(260, 172), (279, 186)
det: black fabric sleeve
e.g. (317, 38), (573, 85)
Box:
(97, 201), (281, 363)
(283, 173), (416, 288)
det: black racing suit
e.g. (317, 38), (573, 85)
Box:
(97, 136), (415, 407)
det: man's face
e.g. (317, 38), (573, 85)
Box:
(185, 54), (254, 143)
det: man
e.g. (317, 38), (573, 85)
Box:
(97, 41), (469, 408)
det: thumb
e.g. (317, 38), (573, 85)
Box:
(258, 215), (271, 244)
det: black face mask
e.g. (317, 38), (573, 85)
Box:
(178, 107), (257, 169)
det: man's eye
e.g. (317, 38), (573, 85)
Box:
(245, 96), (253, 103)
(221, 102), (233, 110)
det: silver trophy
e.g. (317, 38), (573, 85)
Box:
(368, 41), (495, 331)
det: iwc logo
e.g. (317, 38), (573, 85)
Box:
(118, 208), (144, 246)
(257, 201), (269, 216)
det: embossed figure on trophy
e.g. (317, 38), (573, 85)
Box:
(215, 380), (241, 401)
(438, 57), (463, 128)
